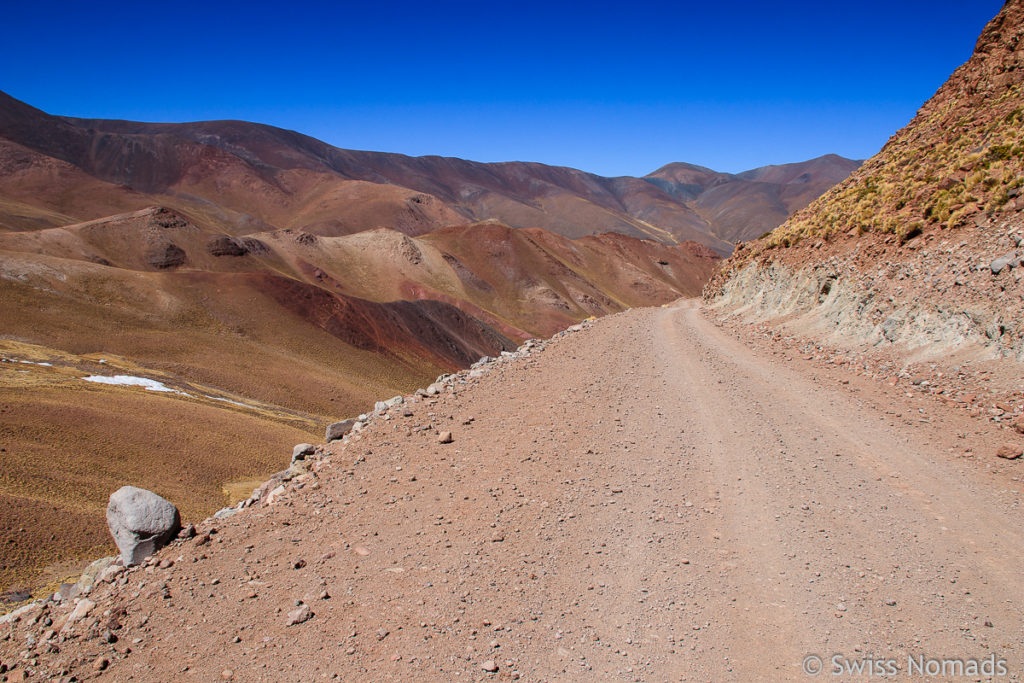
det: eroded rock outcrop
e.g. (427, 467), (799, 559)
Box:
(707, 0), (1024, 361)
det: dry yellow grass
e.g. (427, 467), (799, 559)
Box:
(761, 84), (1023, 250)
(0, 346), (322, 595)
(0, 258), (441, 417)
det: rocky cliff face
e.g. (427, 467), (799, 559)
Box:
(706, 0), (1024, 361)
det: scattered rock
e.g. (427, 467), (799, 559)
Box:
(106, 486), (181, 566)
(61, 598), (95, 633)
(482, 659), (499, 673)
(1013, 415), (1024, 435)
(0, 601), (40, 626)
(438, 431), (454, 444)
(93, 655), (110, 672)
(325, 419), (356, 442)
(98, 563), (125, 584)
(286, 603), (312, 626)
(292, 443), (317, 462)
(996, 443), (1023, 460)
(990, 252), (1018, 274)
(266, 485), (288, 506)
(178, 523), (196, 539)
(74, 556), (116, 596)
(58, 581), (80, 601)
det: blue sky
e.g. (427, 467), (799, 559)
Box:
(1, 0), (1004, 176)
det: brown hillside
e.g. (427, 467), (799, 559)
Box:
(707, 0), (1024, 362)
(648, 154), (862, 242)
(0, 90), (856, 254)
(0, 76), (842, 599)
(0, 205), (718, 596)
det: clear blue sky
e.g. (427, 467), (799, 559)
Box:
(1, 0), (1005, 176)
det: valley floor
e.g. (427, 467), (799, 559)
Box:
(3, 302), (1022, 681)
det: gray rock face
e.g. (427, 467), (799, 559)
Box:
(106, 486), (181, 566)
(325, 419), (356, 442)
(73, 556), (116, 597)
(292, 443), (316, 463)
(990, 252), (1019, 274)
(881, 314), (904, 342)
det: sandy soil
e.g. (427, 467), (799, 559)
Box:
(2, 301), (1022, 681)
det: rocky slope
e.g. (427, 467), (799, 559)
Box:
(0, 90), (857, 254)
(706, 0), (1024, 362)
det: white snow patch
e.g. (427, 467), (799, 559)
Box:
(205, 395), (252, 409)
(82, 375), (184, 394)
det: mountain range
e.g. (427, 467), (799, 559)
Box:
(0, 89), (855, 594)
(0, 90), (858, 254)
(1, 0), (1022, 675)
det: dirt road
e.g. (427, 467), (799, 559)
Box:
(4, 301), (1022, 681)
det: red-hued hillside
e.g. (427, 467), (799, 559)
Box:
(648, 154), (862, 242)
(0, 201), (718, 594)
(0, 86), (838, 597)
(0, 90), (855, 254)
